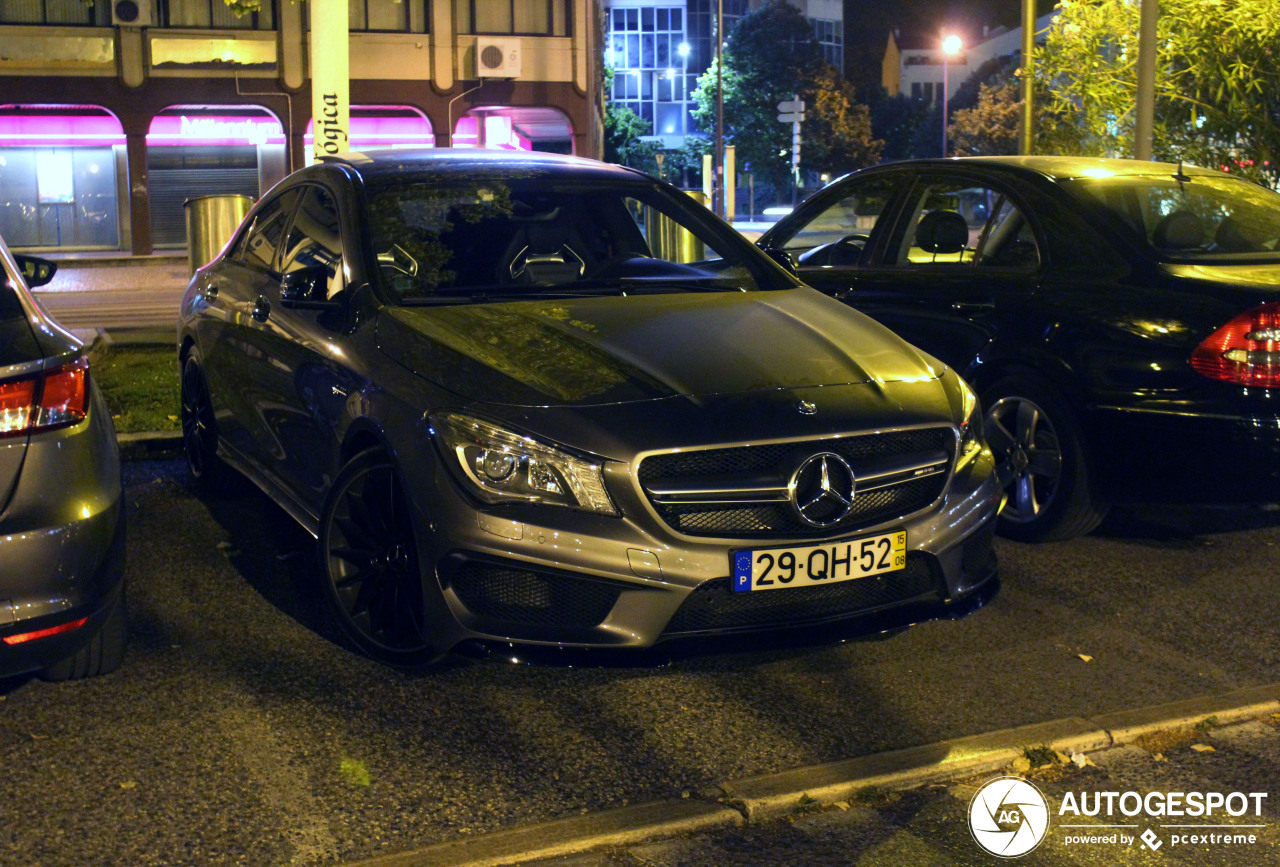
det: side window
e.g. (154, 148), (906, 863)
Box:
(280, 186), (345, 299)
(976, 195), (1041, 269)
(234, 190), (298, 272)
(891, 180), (1039, 270)
(778, 175), (900, 267)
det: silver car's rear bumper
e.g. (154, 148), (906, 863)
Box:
(0, 388), (125, 677)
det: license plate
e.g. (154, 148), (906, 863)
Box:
(732, 530), (907, 592)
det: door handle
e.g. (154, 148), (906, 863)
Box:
(252, 295), (271, 322)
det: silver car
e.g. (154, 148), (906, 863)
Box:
(0, 239), (126, 680)
(177, 150), (1001, 666)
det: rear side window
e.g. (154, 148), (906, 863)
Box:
(890, 179), (1040, 270)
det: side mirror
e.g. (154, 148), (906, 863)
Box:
(761, 247), (798, 276)
(280, 265), (341, 310)
(14, 254), (57, 287)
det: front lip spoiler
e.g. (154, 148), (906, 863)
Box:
(452, 569), (1001, 668)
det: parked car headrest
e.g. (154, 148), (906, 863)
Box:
(915, 210), (969, 255)
(1152, 210), (1205, 250)
(1213, 216), (1261, 253)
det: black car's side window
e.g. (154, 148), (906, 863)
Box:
(780, 176), (900, 267)
(891, 180), (1039, 270)
(280, 186), (345, 299)
(235, 191), (298, 272)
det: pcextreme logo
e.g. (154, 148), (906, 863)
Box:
(966, 776), (1270, 858)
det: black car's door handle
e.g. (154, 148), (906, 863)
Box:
(951, 300), (995, 315)
(252, 295), (271, 322)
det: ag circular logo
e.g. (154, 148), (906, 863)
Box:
(968, 776), (1050, 858)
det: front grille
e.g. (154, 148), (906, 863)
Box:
(447, 559), (621, 629)
(638, 429), (954, 539)
(663, 555), (941, 635)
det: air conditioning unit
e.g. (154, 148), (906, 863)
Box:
(476, 38), (522, 79)
(112, 0), (151, 27)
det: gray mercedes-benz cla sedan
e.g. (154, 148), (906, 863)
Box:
(177, 149), (1001, 666)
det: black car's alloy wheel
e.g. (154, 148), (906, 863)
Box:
(180, 355), (225, 490)
(982, 376), (1108, 542)
(320, 450), (436, 666)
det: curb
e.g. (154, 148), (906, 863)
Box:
(118, 430), (184, 461)
(344, 683), (1279, 867)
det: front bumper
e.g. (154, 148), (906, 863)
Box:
(414, 444), (1002, 653)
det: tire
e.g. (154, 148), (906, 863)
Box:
(319, 449), (439, 667)
(42, 589), (126, 682)
(180, 353), (229, 492)
(981, 376), (1109, 542)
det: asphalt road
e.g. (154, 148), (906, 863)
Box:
(2, 458), (1279, 866)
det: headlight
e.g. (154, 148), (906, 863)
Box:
(957, 378), (985, 468)
(431, 412), (617, 515)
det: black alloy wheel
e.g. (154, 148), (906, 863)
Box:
(319, 450), (436, 666)
(180, 354), (225, 490)
(982, 376), (1108, 542)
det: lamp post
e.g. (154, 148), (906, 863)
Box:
(940, 33), (962, 158)
(714, 0), (724, 218)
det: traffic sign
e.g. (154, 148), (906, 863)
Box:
(777, 98), (805, 124)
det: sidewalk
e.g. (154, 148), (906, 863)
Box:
(348, 684), (1280, 867)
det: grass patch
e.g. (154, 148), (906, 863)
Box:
(90, 343), (180, 434)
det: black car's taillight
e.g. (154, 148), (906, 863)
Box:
(1191, 302), (1280, 388)
(0, 358), (90, 439)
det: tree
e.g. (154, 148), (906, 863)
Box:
(603, 68), (661, 174)
(1034, 0), (1280, 187)
(867, 90), (936, 161)
(949, 82), (1022, 156)
(691, 0), (881, 196)
(802, 64), (884, 175)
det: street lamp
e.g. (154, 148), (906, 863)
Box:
(941, 33), (962, 157)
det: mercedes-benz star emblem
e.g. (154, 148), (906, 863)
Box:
(789, 452), (856, 527)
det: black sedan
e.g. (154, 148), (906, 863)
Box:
(759, 156), (1280, 541)
(176, 149), (1001, 666)
(0, 238), (126, 680)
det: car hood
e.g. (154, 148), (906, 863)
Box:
(376, 288), (944, 408)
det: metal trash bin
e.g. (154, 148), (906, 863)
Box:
(184, 194), (254, 274)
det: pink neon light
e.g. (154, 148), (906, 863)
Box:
(450, 116), (531, 151)
(303, 115), (434, 148)
(0, 114), (124, 147)
(147, 115), (285, 147)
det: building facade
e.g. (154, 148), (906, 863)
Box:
(0, 0), (602, 254)
(882, 15), (1053, 106)
(602, 0), (841, 149)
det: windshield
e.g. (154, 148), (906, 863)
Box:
(366, 178), (784, 302)
(1062, 174), (1280, 261)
